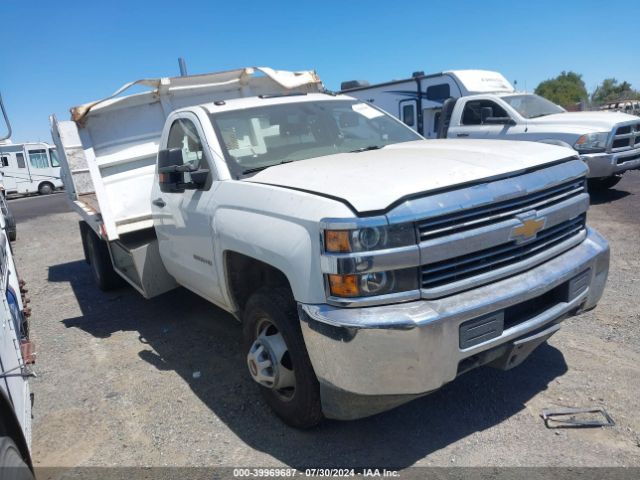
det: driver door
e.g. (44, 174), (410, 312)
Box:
(151, 114), (223, 303)
(449, 99), (515, 139)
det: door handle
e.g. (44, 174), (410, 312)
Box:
(456, 133), (470, 138)
(152, 198), (166, 208)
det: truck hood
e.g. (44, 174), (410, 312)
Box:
(246, 139), (576, 213)
(527, 111), (637, 131)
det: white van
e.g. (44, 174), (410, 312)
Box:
(0, 142), (63, 195)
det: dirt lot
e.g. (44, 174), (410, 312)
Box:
(9, 173), (640, 469)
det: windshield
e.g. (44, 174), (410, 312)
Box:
(49, 148), (60, 167)
(502, 94), (565, 119)
(209, 99), (421, 176)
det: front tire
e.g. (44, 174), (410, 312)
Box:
(588, 175), (622, 191)
(243, 287), (323, 428)
(37, 182), (54, 195)
(0, 437), (34, 480)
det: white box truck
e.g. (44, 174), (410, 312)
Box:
(51, 67), (609, 427)
(342, 70), (640, 190)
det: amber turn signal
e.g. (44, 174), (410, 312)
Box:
(325, 230), (351, 252)
(328, 274), (360, 297)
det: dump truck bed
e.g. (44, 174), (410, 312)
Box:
(50, 67), (322, 240)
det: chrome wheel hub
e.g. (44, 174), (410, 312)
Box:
(247, 323), (295, 393)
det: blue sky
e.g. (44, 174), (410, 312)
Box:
(1, 0), (638, 143)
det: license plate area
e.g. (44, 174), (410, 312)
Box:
(458, 269), (590, 350)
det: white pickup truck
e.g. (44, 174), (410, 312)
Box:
(342, 70), (640, 190)
(438, 93), (640, 190)
(51, 67), (610, 427)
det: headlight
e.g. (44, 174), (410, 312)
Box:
(324, 224), (415, 253)
(574, 132), (609, 152)
(328, 268), (419, 298)
(323, 223), (419, 300)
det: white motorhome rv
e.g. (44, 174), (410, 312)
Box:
(343, 70), (640, 189)
(0, 142), (63, 195)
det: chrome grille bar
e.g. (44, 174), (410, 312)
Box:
(421, 214), (586, 289)
(418, 179), (585, 241)
(610, 122), (640, 152)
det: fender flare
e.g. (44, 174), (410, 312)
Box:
(214, 208), (323, 305)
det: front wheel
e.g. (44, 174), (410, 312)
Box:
(588, 175), (622, 191)
(243, 287), (323, 428)
(37, 182), (54, 195)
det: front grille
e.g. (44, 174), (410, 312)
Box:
(421, 214), (586, 290)
(611, 122), (640, 151)
(417, 178), (585, 242)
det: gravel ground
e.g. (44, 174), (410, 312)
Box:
(8, 173), (640, 470)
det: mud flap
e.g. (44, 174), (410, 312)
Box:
(489, 323), (561, 370)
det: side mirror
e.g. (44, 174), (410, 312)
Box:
(158, 148), (186, 193)
(480, 106), (493, 124)
(480, 106), (515, 126)
(189, 168), (210, 189)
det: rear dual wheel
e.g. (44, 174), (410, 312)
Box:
(243, 287), (323, 428)
(84, 229), (124, 291)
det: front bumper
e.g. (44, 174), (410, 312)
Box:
(581, 148), (640, 178)
(299, 228), (609, 419)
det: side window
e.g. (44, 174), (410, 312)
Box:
(28, 149), (49, 169)
(167, 119), (205, 171)
(426, 83), (451, 101)
(401, 104), (415, 127)
(16, 152), (25, 168)
(0, 156), (8, 167)
(49, 149), (60, 167)
(461, 100), (509, 125)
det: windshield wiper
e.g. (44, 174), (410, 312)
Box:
(242, 160), (293, 175)
(349, 145), (385, 153)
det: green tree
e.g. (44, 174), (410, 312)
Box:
(591, 78), (640, 104)
(534, 71), (588, 107)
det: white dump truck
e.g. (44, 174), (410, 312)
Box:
(51, 67), (609, 427)
(342, 70), (640, 190)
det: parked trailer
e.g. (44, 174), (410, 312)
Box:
(0, 142), (62, 195)
(52, 67), (609, 427)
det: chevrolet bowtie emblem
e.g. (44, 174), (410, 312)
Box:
(511, 217), (545, 242)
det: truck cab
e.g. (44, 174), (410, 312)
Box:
(52, 67), (609, 427)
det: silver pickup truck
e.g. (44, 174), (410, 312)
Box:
(52, 67), (609, 427)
